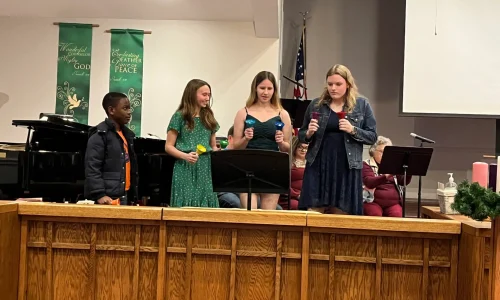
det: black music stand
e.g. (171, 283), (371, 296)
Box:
(378, 146), (433, 217)
(210, 149), (290, 210)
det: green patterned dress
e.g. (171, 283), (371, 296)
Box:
(167, 111), (220, 207)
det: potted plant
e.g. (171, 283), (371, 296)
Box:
(452, 180), (500, 299)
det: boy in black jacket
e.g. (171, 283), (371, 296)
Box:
(84, 92), (138, 205)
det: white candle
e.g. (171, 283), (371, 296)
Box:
(497, 156), (500, 193)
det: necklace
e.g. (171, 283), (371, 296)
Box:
(294, 159), (306, 168)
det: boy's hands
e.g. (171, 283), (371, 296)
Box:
(97, 196), (113, 204)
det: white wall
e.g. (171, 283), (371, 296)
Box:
(0, 17), (279, 142)
(403, 0), (500, 116)
(281, 0), (495, 199)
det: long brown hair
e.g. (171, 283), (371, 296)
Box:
(317, 64), (359, 112)
(178, 79), (218, 131)
(245, 71), (282, 109)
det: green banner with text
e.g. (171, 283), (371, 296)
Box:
(109, 29), (144, 136)
(55, 23), (92, 124)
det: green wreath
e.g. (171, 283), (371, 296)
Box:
(451, 180), (500, 221)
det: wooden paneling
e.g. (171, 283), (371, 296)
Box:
(161, 223), (305, 300)
(17, 218), (161, 300)
(422, 206), (490, 300)
(490, 218), (500, 300)
(306, 214), (459, 300)
(0, 202), (20, 300)
(12, 204), (463, 300)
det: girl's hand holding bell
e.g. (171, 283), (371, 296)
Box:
(306, 119), (319, 138)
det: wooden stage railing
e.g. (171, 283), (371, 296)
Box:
(0, 202), (20, 300)
(0, 202), (464, 300)
(422, 206), (491, 300)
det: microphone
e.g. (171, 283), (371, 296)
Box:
(410, 133), (435, 144)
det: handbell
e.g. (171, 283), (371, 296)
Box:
(220, 140), (228, 149)
(275, 121), (285, 131)
(245, 119), (256, 127)
(196, 144), (206, 155)
(336, 111), (346, 119)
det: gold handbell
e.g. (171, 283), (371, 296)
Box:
(196, 144), (206, 155)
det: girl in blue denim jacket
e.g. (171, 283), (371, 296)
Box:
(298, 64), (377, 215)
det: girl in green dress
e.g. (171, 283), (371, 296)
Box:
(165, 79), (220, 207)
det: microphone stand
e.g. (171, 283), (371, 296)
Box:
(416, 139), (433, 218)
(417, 140), (423, 218)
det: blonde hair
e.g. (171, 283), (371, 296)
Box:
(317, 64), (359, 113)
(245, 71), (282, 109)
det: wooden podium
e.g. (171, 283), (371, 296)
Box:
(422, 206), (500, 300)
(0, 202), (469, 300)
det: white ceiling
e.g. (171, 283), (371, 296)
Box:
(0, 0), (279, 37)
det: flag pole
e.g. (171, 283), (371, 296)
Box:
(299, 11), (309, 99)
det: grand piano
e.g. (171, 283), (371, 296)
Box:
(0, 114), (174, 206)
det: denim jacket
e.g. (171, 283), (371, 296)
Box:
(298, 96), (377, 169)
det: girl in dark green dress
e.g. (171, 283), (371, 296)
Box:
(232, 71), (292, 210)
(165, 79), (220, 207)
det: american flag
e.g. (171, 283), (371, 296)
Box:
(293, 27), (307, 100)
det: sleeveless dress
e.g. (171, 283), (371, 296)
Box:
(244, 108), (282, 151)
(167, 111), (220, 207)
(299, 111), (363, 215)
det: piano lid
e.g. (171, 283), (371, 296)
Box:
(12, 113), (91, 133)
